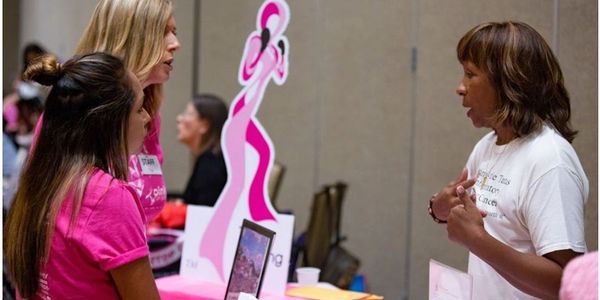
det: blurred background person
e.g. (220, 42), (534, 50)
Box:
(3, 118), (18, 213)
(4, 43), (47, 139)
(148, 94), (227, 230)
(176, 94), (228, 206)
(2, 43), (48, 211)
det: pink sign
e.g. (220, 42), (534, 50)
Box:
(197, 0), (291, 284)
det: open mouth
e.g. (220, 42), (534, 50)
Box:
(164, 58), (174, 69)
(466, 108), (473, 118)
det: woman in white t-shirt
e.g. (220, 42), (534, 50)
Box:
(429, 21), (588, 299)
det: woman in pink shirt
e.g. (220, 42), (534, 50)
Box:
(5, 53), (158, 299)
(76, 0), (181, 223)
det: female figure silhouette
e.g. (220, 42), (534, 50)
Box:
(198, 0), (290, 281)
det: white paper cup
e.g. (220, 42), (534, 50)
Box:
(296, 267), (320, 286)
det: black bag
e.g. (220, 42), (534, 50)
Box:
(320, 245), (360, 289)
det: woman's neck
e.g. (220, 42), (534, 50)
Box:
(494, 125), (517, 145)
(190, 138), (208, 156)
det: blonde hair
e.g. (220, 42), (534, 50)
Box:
(75, 0), (172, 117)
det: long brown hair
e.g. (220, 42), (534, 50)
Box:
(457, 21), (577, 142)
(75, 0), (173, 118)
(4, 53), (135, 298)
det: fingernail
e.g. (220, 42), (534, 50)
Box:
(456, 185), (465, 195)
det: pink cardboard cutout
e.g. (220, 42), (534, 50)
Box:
(198, 0), (290, 283)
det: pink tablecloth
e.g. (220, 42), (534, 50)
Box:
(156, 275), (305, 300)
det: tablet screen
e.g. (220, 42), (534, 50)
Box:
(224, 219), (275, 300)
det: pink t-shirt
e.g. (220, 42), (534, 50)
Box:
(127, 115), (167, 221)
(35, 169), (148, 299)
(33, 114), (167, 223)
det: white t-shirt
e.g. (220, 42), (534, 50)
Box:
(465, 124), (588, 299)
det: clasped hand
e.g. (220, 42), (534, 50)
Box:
(447, 185), (487, 248)
(431, 168), (476, 221)
(431, 168), (488, 248)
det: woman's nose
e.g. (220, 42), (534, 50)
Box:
(456, 82), (466, 96)
(168, 35), (181, 52)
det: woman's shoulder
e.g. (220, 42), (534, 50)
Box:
(87, 169), (137, 204)
(85, 169), (145, 220)
(513, 125), (585, 177)
(197, 149), (224, 161)
(520, 125), (578, 159)
(190, 151), (226, 182)
(90, 168), (128, 188)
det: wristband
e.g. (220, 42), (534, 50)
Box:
(428, 193), (447, 224)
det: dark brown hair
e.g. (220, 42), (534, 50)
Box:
(4, 53), (135, 298)
(192, 94), (228, 154)
(457, 21), (576, 142)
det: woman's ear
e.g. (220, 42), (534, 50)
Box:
(198, 118), (210, 135)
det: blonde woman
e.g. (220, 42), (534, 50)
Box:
(75, 0), (181, 222)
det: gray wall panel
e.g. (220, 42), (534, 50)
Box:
(19, 0), (97, 61)
(161, 0), (195, 192)
(559, 0), (598, 250)
(314, 1), (412, 298)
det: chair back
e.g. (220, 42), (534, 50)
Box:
(327, 182), (347, 245)
(268, 161), (286, 210)
(303, 188), (333, 268)
(301, 181), (359, 288)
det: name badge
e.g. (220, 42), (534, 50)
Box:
(138, 154), (162, 175)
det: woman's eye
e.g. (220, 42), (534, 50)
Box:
(166, 28), (177, 36)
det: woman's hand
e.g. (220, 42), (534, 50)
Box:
(431, 168), (476, 221)
(447, 185), (486, 248)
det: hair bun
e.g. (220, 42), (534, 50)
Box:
(22, 54), (62, 86)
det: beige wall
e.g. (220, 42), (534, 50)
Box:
(14, 0), (597, 299)
(559, 0), (598, 256)
(19, 0), (97, 61)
